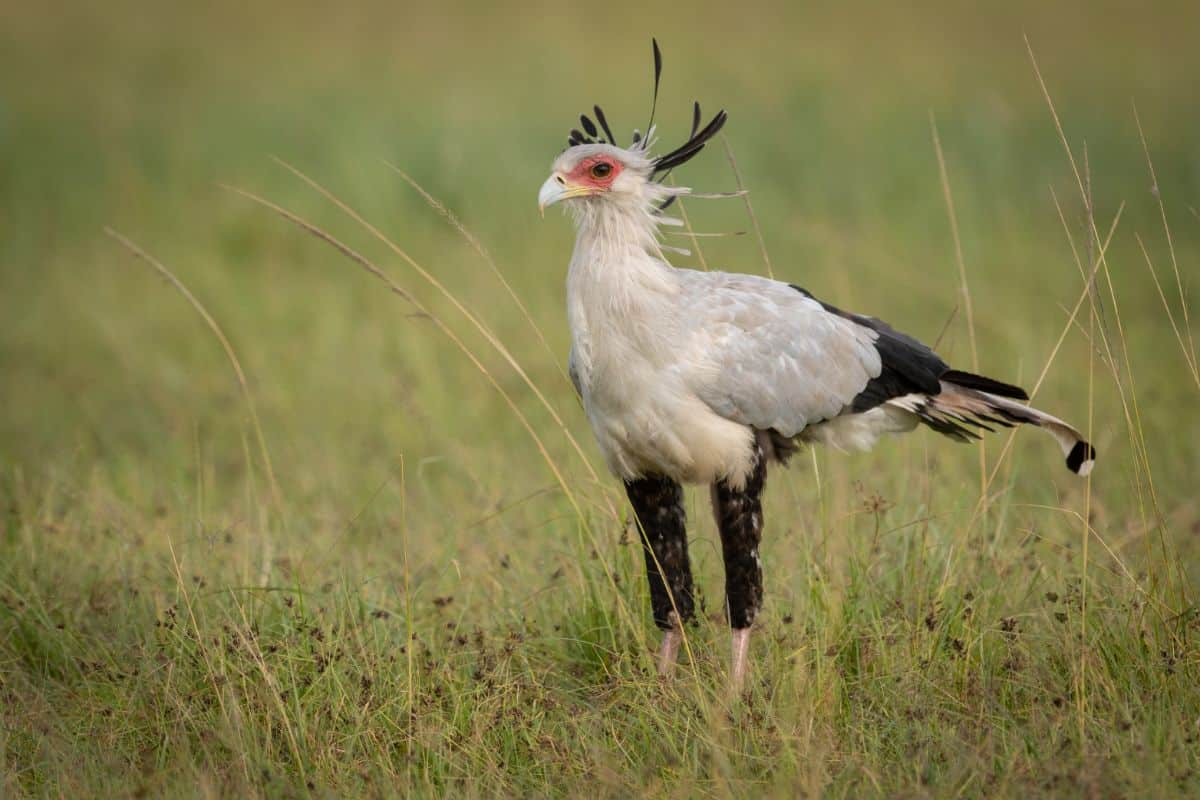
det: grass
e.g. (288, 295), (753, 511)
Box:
(2, 1), (1199, 796)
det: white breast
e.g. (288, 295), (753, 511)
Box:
(566, 219), (756, 487)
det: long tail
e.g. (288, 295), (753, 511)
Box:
(886, 371), (1097, 476)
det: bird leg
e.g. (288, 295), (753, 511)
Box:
(730, 628), (752, 689)
(625, 474), (694, 677)
(657, 625), (683, 676)
(711, 443), (767, 692)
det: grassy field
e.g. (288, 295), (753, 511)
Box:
(2, 2), (1199, 796)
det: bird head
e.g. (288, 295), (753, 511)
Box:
(537, 143), (655, 216)
(538, 39), (727, 220)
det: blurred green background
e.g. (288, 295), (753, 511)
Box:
(1, 1), (1198, 796)
(3, 1), (1197, 481)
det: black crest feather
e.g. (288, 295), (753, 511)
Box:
(647, 38), (663, 137)
(593, 105), (616, 144)
(562, 38), (729, 171)
(652, 108), (728, 175)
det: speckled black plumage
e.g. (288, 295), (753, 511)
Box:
(711, 444), (767, 630)
(625, 475), (694, 630)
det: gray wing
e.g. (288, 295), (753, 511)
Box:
(678, 271), (884, 436)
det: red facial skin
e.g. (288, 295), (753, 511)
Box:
(563, 156), (623, 191)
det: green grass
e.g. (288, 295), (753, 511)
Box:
(2, 2), (1199, 796)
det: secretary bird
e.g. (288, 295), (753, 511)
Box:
(537, 41), (1096, 689)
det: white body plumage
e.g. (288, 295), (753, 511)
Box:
(559, 148), (908, 488)
(548, 143), (1094, 487)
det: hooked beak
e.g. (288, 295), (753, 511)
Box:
(538, 175), (594, 216)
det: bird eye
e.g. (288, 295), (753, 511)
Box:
(590, 162), (613, 179)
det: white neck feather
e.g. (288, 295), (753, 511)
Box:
(566, 187), (682, 298)
(564, 187), (685, 374)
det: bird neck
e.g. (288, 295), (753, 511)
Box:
(572, 192), (669, 260)
(567, 197), (679, 301)
(565, 197), (681, 358)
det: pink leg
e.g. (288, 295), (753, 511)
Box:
(712, 444), (766, 694)
(657, 627), (682, 676)
(731, 628), (752, 691)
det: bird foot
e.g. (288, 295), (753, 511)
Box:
(730, 628), (751, 692)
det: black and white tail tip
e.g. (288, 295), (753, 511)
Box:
(900, 382), (1097, 477)
(1066, 440), (1097, 476)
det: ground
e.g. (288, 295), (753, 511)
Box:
(1, 1), (1198, 797)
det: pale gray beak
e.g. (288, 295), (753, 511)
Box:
(538, 175), (592, 215)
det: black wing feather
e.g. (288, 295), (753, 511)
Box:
(789, 285), (1017, 413)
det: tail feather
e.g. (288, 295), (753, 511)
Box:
(886, 380), (1096, 475)
(940, 369), (1029, 400)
